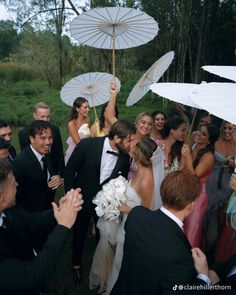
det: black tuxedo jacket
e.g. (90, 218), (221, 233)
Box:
(0, 207), (69, 295)
(111, 207), (205, 295)
(8, 144), (16, 161)
(12, 146), (55, 212)
(64, 137), (130, 217)
(18, 124), (65, 177)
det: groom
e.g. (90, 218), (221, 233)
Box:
(64, 119), (136, 284)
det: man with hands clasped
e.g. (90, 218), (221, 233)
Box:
(0, 158), (84, 295)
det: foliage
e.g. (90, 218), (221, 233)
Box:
(0, 20), (19, 59)
(0, 79), (164, 127)
(0, 62), (33, 86)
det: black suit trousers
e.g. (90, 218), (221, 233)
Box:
(72, 211), (99, 266)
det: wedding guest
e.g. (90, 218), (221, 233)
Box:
(0, 158), (83, 295)
(0, 119), (16, 161)
(90, 102), (118, 137)
(190, 112), (213, 147)
(111, 170), (211, 295)
(64, 97), (90, 165)
(64, 120), (136, 285)
(150, 110), (166, 142)
(13, 120), (62, 213)
(205, 121), (235, 254)
(214, 173), (236, 263)
(158, 115), (186, 176)
(0, 138), (9, 160)
(18, 102), (64, 179)
(182, 124), (219, 248)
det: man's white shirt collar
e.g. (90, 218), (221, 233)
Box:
(30, 145), (44, 162)
(0, 212), (6, 227)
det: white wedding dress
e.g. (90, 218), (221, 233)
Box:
(89, 183), (141, 294)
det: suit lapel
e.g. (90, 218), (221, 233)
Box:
(95, 137), (106, 181)
(26, 147), (45, 181)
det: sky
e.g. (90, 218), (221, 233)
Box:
(0, 4), (15, 21)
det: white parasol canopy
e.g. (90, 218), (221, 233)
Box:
(60, 72), (120, 107)
(202, 66), (236, 82)
(150, 82), (200, 108)
(191, 82), (236, 125)
(69, 7), (159, 76)
(126, 51), (175, 106)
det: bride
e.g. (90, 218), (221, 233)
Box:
(89, 136), (163, 294)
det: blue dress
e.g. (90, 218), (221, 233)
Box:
(206, 150), (232, 214)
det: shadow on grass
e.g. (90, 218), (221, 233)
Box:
(46, 225), (98, 295)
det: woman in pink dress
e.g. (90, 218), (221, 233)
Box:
(65, 97), (90, 165)
(182, 124), (219, 248)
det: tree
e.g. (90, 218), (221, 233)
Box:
(0, 20), (19, 59)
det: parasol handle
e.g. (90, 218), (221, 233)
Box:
(112, 26), (115, 78)
(188, 108), (198, 140)
(93, 106), (98, 121)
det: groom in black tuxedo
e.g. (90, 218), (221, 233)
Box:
(64, 119), (136, 284)
(111, 170), (213, 295)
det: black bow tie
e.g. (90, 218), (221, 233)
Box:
(106, 150), (119, 156)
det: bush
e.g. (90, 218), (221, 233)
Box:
(0, 62), (33, 86)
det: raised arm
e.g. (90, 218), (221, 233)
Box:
(105, 82), (119, 125)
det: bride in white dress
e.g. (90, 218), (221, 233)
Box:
(89, 137), (164, 294)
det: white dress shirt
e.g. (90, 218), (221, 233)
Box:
(100, 137), (119, 184)
(0, 212), (6, 227)
(30, 145), (49, 180)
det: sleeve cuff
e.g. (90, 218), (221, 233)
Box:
(197, 273), (212, 286)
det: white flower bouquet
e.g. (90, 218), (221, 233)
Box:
(93, 176), (127, 222)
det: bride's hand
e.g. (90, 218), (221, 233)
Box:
(118, 204), (132, 214)
(181, 144), (191, 158)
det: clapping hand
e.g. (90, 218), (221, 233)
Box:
(52, 188), (83, 229)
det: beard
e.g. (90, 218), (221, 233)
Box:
(115, 140), (129, 154)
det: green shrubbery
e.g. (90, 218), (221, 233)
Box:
(0, 78), (164, 128)
(0, 63), (33, 86)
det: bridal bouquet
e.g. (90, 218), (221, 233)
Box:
(93, 176), (127, 222)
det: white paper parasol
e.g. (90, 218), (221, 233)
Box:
(69, 7), (159, 76)
(191, 82), (236, 125)
(126, 51), (175, 106)
(150, 82), (200, 108)
(60, 72), (120, 107)
(202, 66), (236, 82)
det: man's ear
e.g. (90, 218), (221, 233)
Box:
(33, 112), (37, 120)
(186, 201), (195, 214)
(29, 135), (34, 144)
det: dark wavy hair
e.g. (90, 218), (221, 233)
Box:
(162, 115), (186, 164)
(193, 124), (219, 168)
(99, 102), (119, 131)
(69, 97), (88, 121)
(151, 110), (166, 120)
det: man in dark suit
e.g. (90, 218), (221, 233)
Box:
(111, 170), (212, 295)
(0, 119), (16, 162)
(0, 158), (83, 295)
(64, 119), (136, 284)
(18, 102), (65, 179)
(13, 120), (62, 213)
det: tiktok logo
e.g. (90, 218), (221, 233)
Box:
(173, 285), (178, 291)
